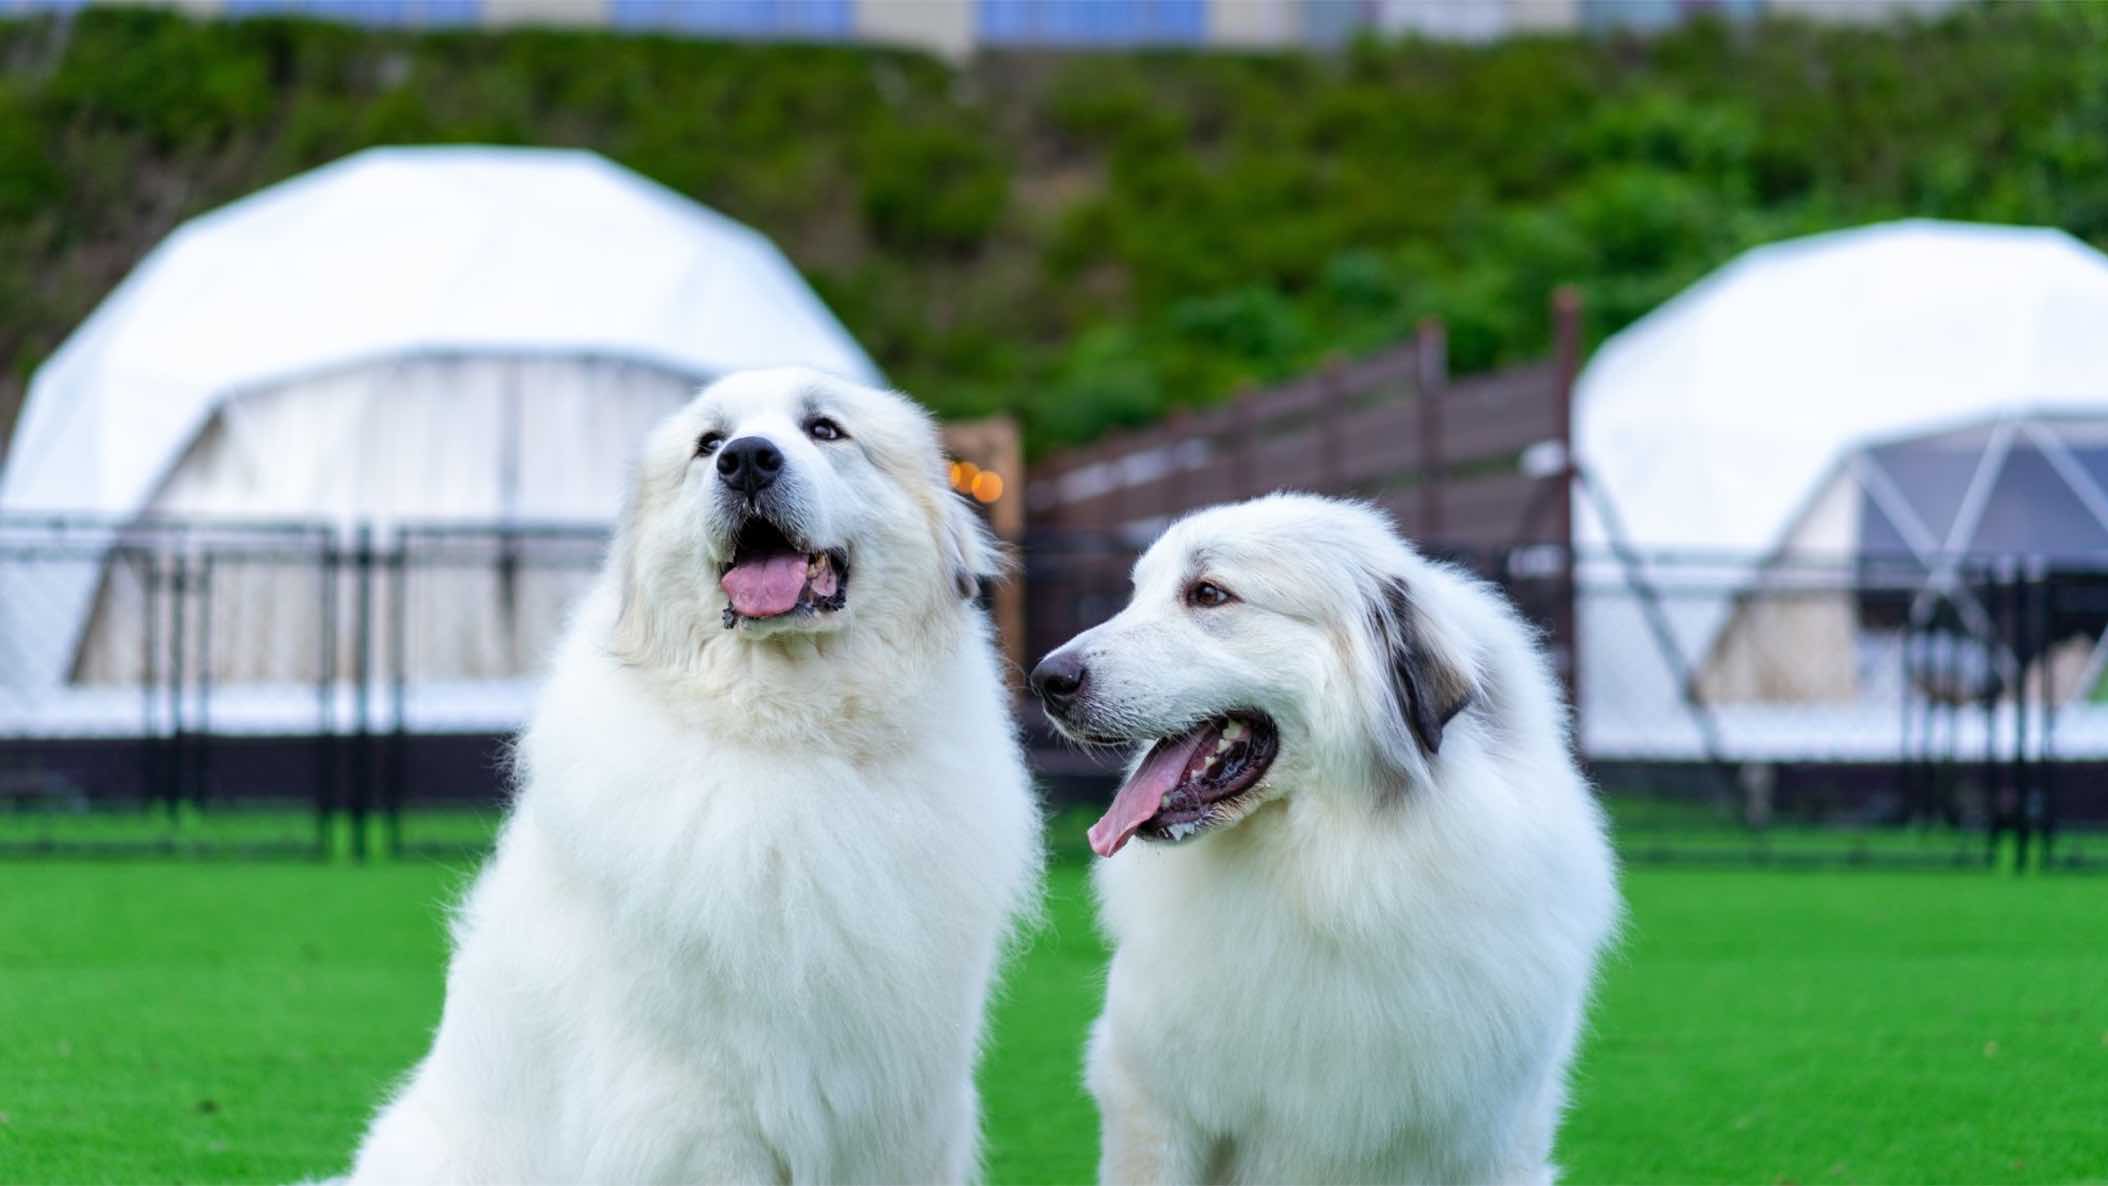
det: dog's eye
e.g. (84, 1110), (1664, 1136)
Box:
(696, 432), (726, 456)
(1186, 580), (1235, 609)
(806, 417), (846, 442)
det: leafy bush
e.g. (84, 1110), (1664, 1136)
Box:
(857, 119), (1010, 252)
(0, 3), (2104, 456)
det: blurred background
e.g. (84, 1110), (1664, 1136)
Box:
(0, 2), (2104, 1183)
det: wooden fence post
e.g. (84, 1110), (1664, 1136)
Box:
(1550, 285), (1584, 711)
(1553, 284), (1582, 475)
(1415, 318), (1448, 541)
(1166, 408), (1194, 508)
(1231, 382), (1259, 495)
(942, 416), (1027, 685)
(1104, 436), (1129, 529)
(1318, 358), (1348, 495)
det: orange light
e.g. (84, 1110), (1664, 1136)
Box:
(949, 460), (981, 491)
(971, 470), (1005, 504)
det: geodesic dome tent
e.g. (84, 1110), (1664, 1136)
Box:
(0, 146), (880, 728)
(1693, 415), (2108, 710)
(1572, 220), (2108, 761)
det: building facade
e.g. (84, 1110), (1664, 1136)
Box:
(5, 0), (1972, 58)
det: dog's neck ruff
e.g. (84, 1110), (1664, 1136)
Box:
(622, 593), (980, 748)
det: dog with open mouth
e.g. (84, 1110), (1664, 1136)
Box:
(342, 369), (1042, 1185)
(1033, 494), (1618, 1186)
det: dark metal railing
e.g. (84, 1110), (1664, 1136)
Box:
(2, 514), (2102, 869)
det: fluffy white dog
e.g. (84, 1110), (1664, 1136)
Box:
(346, 369), (1042, 1184)
(1031, 494), (1617, 1186)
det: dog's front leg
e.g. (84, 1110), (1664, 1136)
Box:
(1086, 1018), (1210, 1185)
(1097, 1107), (1212, 1186)
(585, 1120), (779, 1186)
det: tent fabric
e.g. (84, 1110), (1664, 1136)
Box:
(145, 354), (692, 525)
(0, 146), (882, 718)
(63, 355), (691, 686)
(1574, 219), (2108, 561)
(1571, 220), (2108, 760)
(1691, 415), (2108, 706)
(0, 144), (882, 515)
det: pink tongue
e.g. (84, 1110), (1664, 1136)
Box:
(721, 553), (808, 618)
(1087, 729), (1210, 858)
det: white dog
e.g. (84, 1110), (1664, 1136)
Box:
(346, 369), (1042, 1184)
(1031, 494), (1617, 1186)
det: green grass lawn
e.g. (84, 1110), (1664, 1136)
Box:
(11, 800), (2099, 870)
(0, 806), (505, 860)
(3, 834), (2105, 1184)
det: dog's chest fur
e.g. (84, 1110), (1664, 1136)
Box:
(396, 626), (1038, 1182)
(1092, 787), (1611, 1184)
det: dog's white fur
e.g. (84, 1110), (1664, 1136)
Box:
(345, 369), (1042, 1184)
(1043, 494), (1618, 1186)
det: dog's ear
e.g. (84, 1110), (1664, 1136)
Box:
(606, 487), (655, 665)
(940, 492), (1004, 601)
(1370, 577), (1474, 764)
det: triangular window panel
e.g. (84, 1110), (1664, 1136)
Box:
(1865, 430), (1992, 548)
(1854, 482), (1929, 572)
(1967, 443), (2108, 559)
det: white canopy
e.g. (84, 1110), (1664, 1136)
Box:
(1571, 220), (2108, 761)
(1575, 219), (2108, 559)
(0, 144), (881, 514)
(0, 146), (881, 723)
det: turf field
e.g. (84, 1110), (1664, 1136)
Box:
(9, 798), (2100, 869)
(3, 830), (2105, 1184)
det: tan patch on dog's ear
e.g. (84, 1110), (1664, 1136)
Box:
(1377, 578), (1473, 757)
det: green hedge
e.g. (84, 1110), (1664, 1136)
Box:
(0, 4), (2103, 455)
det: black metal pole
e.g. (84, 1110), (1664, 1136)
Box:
(351, 524), (373, 864)
(1978, 566), (2001, 870)
(195, 553), (214, 812)
(2039, 562), (2061, 870)
(2003, 562), (2029, 874)
(388, 533), (409, 860)
(1918, 623), (1932, 825)
(137, 548), (160, 812)
(1900, 617), (1920, 825)
(1934, 627), (1955, 829)
(166, 549), (186, 827)
(317, 534), (338, 860)
(1928, 619), (1944, 833)
(2025, 557), (2052, 871)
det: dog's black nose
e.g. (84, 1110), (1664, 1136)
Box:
(1030, 652), (1088, 712)
(716, 436), (784, 495)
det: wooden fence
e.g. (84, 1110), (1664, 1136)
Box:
(1021, 288), (1583, 681)
(1027, 289), (1580, 542)
(940, 415), (1026, 678)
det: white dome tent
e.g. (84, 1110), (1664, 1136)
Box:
(1572, 220), (2108, 764)
(0, 146), (880, 733)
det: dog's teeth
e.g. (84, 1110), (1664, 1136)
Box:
(1222, 721), (1246, 742)
(1214, 736), (1234, 755)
